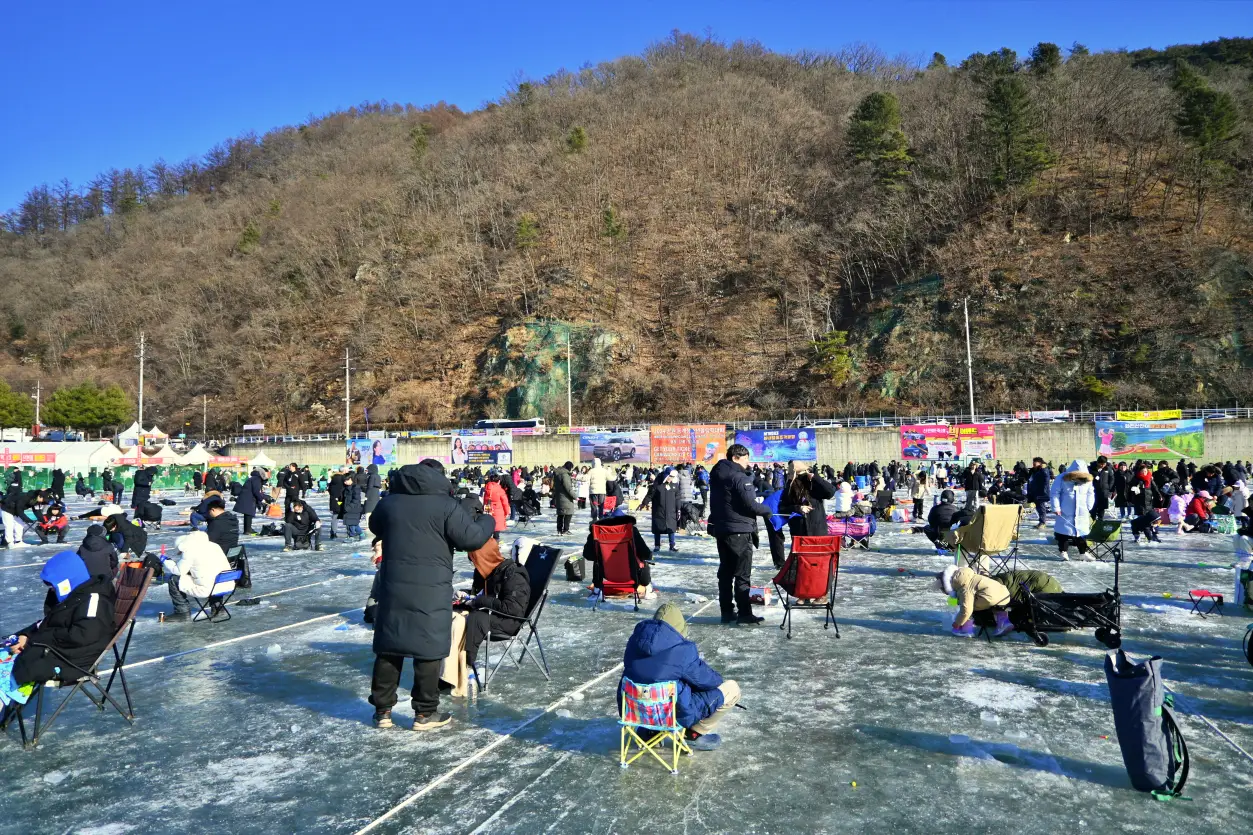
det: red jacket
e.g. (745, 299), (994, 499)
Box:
(1186, 496), (1211, 521)
(483, 482), (511, 532)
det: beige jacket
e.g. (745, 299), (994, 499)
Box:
(952, 565), (1011, 626)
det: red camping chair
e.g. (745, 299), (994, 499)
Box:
(593, 523), (642, 611)
(772, 535), (841, 639)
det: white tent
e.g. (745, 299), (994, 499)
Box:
(248, 451), (277, 469)
(118, 421), (142, 448)
(177, 445), (213, 466)
(0, 440), (122, 473)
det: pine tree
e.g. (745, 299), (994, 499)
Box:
(1172, 62), (1239, 228)
(983, 75), (1053, 186)
(847, 92), (913, 187)
(566, 126), (588, 153)
(0, 381), (35, 428)
(927, 52), (947, 69)
(1027, 42), (1062, 76)
(515, 214), (539, 249)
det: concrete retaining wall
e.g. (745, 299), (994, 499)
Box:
(227, 421), (1253, 470)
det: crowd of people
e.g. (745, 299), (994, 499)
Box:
(4, 445), (1252, 754)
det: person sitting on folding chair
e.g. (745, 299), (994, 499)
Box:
(922, 490), (961, 548)
(456, 538), (530, 677)
(282, 498), (323, 552)
(936, 564), (1013, 638)
(622, 603), (740, 752)
(163, 531), (234, 621)
(583, 514), (656, 600)
(4, 551), (116, 694)
(77, 525), (119, 582)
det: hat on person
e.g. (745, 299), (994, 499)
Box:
(98, 503), (125, 518)
(940, 489), (955, 504)
(653, 602), (689, 638)
(1198, 490), (1212, 499)
(935, 564), (959, 597)
(41, 551), (90, 603)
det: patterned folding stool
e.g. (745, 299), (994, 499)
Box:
(618, 677), (690, 775)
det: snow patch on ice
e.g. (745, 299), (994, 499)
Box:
(74, 825), (135, 835)
(42, 770), (69, 785)
(954, 679), (1040, 711)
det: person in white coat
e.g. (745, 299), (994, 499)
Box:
(165, 530), (234, 619)
(588, 458), (609, 521)
(1050, 459), (1095, 561)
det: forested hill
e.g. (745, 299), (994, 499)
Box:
(2, 35), (1251, 432)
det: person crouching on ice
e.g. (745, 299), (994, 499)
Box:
(936, 564), (1013, 638)
(622, 602), (740, 751)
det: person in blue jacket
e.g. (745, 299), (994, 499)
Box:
(622, 602), (741, 751)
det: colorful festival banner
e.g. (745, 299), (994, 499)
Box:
(450, 431), (514, 466)
(732, 428), (818, 463)
(1095, 420), (1204, 460)
(346, 438), (397, 468)
(899, 424), (996, 461)
(650, 425), (727, 465)
(1114, 410), (1183, 421)
(0, 450), (56, 465)
(579, 431), (650, 463)
(1013, 410), (1071, 421)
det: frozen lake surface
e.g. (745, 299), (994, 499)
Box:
(1, 493), (1251, 834)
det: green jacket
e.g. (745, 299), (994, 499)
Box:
(994, 569), (1062, 601)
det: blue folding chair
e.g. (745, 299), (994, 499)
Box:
(191, 569), (244, 623)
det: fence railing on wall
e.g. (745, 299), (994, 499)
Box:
(219, 407), (1250, 446)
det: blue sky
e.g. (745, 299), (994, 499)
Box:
(2, 1), (1249, 212)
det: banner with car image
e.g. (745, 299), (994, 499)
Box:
(900, 424), (995, 461)
(578, 431), (650, 463)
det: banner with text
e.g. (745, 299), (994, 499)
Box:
(733, 428), (818, 463)
(1095, 420), (1203, 461)
(579, 431), (650, 463)
(900, 424), (996, 461)
(346, 438), (397, 468)
(650, 425), (727, 465)
(1013, 410), (1071, 421)
(1114, 410), (1183, 421)
(450, 431), (514, 466)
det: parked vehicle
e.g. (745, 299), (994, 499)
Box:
(593, 436), (637, 461)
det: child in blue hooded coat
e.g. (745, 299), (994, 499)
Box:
(6, 551), (116, 688)
(621, 603), (741, 750)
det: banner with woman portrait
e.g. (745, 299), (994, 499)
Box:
(450, 431), (513, 466)
(346, 438), (397, 468)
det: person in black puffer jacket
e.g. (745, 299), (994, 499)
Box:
(131, 466), (155, 510)
(11, 551), (116, 687)
(459, 541), (531, 672)
(101, 506), (148, 559)
(367, 460), (494, 731)
(707, 446), (773, 625)
(78, 524), (119, 578)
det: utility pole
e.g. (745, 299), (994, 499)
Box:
(137, 331), (146, 429)
(963, 298), (976, 423)
(344, 347), (352, 439)
(202, 395), (208, 440)
(32, 380), (40, 427)
(566, 330), (573, 430)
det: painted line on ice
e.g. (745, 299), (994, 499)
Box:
(0, 561), (46, 571)
(100, 606), (365, 676)
(352, 598), (717, 835)
(466, 752), (573, 835)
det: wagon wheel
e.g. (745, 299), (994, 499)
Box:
(1031, 632), (1049, 647)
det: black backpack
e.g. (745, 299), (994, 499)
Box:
(564, 555), (585, 582)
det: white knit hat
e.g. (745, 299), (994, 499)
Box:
(936, 564), (959, 596)
(98, 504), (125, 518)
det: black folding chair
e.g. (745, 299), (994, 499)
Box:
(190, 569), (244, 622)
(480, 545), (563, 692)
(1, 566), (154, 749)
(224, 545), (252, 589)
